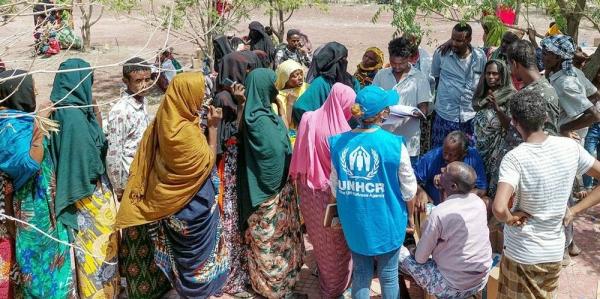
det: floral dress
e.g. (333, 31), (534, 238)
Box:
(473, 106), (508, 193)
(14, 147), (75, 299)
(72, 175), (120, 299)
(0, 172), (19, 299)
(245, 181), (305, 299)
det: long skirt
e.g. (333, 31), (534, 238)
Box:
(431, 113), (475, 149)
(73, 175), (120, 299)
(245, 182), (305, 299)
(498, 255), (561, 299)
(297, 182), (351, 298)
(220, 140), (249, 293)
(14, 153), (75, 299)
(119, 225), (171, 299)
(152, 179), (228, 298)
(0, 172), (18, 299)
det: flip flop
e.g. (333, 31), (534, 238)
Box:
(228, 290), (255, 299)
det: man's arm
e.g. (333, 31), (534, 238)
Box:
(560, 106), (600, 135)
(413, 216), (438, 264)
(430, 49), (441, 92)
(569, 160), (600, 217)
(105, 110), (126, 199)
(472, 188), (486, 198)
(492, 182), (514, 223)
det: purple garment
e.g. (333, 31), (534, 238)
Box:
(415, 193), (492, 290)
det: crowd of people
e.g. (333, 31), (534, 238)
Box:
(2, 16), (600, 299)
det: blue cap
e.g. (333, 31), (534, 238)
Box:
(355, 86), (400, 120)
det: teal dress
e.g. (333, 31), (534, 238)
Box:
(14, 145), (75, 298)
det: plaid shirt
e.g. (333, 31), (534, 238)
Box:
(274, 46), (311, 69)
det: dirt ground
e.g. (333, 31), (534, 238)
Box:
(1, 3), (597, 115)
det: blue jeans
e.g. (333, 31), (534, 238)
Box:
(583, 123), (600, 189)
(351, 248), (400, 299)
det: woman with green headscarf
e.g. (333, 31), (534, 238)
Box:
(481, 15), (506, 57)
(472, 59), (515, 195)
(48, 58), (120, 299)
(233, 68), (305, 299)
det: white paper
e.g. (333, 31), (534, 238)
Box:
(389, 105), (426, 119)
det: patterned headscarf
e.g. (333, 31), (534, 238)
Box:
(541, 34), (576, 76)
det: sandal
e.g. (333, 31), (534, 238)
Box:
(287, 293), (308, 299)
(228, 290), (255, 299)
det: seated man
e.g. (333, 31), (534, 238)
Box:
(399, 162), (492, 298)
(414, 131), (487, 206)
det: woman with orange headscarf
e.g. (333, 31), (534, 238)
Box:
(354, 47), (384, 89)
(116, 73), (228, 298)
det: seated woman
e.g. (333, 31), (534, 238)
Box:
(472, 59), (515, 197)
(117, 73), (227, 298)
(0, 69), (73, 298)
(274, 59), (310, 144)
(354, 47), (384, 88)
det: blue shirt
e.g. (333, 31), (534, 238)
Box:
(431, 46), (487, 123)
(330, 128), (408, 255)
(414, 146), (487, 205)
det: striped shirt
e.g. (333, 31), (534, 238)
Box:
(498, 136), (594, 264)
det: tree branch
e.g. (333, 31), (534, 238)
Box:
(89, 5), (105, 27)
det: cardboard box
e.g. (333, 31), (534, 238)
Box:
(484, 229), (504, 299)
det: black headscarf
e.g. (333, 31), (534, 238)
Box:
(305, 42), (354, 88)
(247, 21), (276, 67)
(0, 69), (36, 112)
(213, 34), (233, 72)
(213, 51), (264, 155)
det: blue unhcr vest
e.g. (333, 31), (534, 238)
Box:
(329, 127), (407, 256)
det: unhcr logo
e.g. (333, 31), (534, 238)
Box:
(340, 146), (380, 180)
(338, 146), (385, 199)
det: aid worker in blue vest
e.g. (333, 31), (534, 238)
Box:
(329, 85), (418, 299)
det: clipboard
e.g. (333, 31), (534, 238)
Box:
(323, 203), (340, 228)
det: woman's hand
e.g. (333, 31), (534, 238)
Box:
(488, 92), (500, 112)
(286, 91), (299, 106)
(36, 101), (54, 118)
(232, 83), (246, 105)
(207, 106), (223, 129)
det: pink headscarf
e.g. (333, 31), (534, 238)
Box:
(290, 83), (356, 190)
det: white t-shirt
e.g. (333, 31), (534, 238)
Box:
(373, 67), (432, 157)
(498, 136), (595, 264)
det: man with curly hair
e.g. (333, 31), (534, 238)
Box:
(493, 89), (600, 298)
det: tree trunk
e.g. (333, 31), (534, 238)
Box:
(83, 25), (91, 50)
(277, 3), (284, 44)
(559, 0), (585, 43)
(80, 14), (89, 50)
(583, 46), (600, 82)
